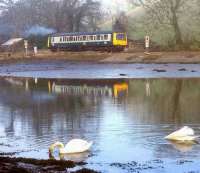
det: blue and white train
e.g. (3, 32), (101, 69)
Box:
(47, 31), (128, 51)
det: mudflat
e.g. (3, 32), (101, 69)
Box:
(0, 50), (200, 64)
(0, 156), (98, 173)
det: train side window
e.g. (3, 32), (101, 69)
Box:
(69, 36), (73, 41)
(83, 36), (86, 41)
(60, 37), (62, 42)
(89, 35), (93, 41)
(100, 35), (104, 40)
(80, 36), (83, 41)
(104, 35), (108, 40)
(97, 35), (100, 40)
(51, 37), (54, 43)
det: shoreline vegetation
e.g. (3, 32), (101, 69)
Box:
(0, 50), (200, 64)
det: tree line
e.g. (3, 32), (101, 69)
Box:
(0, 0), (101, 36)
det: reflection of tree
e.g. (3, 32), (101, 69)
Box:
(0, 78), (103, 143)
(5, 108), (15, 137)
(127, 79), (200, 124)
(172, 80), (183, 123)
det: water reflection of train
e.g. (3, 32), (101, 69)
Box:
(51, 80), (129, 98)
(3, 78), (129, 98)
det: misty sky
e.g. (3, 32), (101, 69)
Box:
(102, 0), (129, 12)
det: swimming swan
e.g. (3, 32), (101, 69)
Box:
(165, 126), (198, 142)
(49, 139), (93, 154)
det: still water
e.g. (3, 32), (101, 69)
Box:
(0, 77), (200, 172)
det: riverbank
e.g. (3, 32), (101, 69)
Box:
(0, 50), (200, 64)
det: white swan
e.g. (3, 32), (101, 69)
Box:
(49, 139), (93, 155)
(165, 126), (198, 142)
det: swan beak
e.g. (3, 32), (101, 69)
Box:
(49, 151), (54, 159)
(49, 144), (55, 154)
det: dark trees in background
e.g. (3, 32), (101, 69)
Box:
(112, 12), (128, 32)
(0, 0), (102, 37)
(58, 0), (101, 32)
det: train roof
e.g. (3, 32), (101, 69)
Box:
(50, 31), (113, 37)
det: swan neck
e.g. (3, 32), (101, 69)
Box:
(49, 142), (65, 153)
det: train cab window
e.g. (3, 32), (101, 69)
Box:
(116, 33), (126, 40)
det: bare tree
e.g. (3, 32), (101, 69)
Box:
(129, 0), (198, 45)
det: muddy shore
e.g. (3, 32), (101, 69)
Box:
(0, 50), (200, 64)
(0, 156), (98, 173)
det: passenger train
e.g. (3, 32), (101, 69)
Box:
(47, 31), (128, 52)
